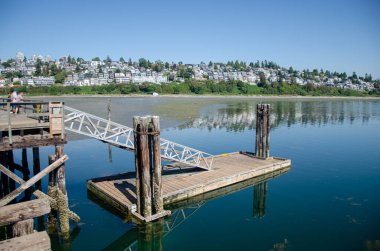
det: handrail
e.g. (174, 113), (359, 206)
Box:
(64, 106), (214, 170)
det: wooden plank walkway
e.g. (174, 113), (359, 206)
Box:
(87, 152), (291, 215)
(0, 110), (49, 131)
(0, 109), (66, 151)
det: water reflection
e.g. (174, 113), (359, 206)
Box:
(100, 168), (289, 251)
(253, 181), (268, 218)
(178, 100), (379, 131)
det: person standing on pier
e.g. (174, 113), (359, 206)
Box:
(15, 91), (24, 114)
(9, 88), (18, 114)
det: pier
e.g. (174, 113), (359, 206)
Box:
(0, 100), (78, 250)
(1, 100), (291, 249)
(85, 103), (291, 222)
(88, 152), (290, 218)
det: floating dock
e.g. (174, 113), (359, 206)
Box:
(87, 152), (291, 215)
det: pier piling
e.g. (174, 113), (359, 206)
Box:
(133, 116), (168, 221)
(32, 147), (41, 190)
(255, 104), (270, 159)
(55, 144), (70, 239)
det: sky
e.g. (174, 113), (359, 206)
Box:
(0, 0), (379, 78)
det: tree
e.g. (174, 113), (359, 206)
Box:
(234, 60), (239, 69)
(128, 58), (132, 66)
(119, 57), (125, 63)
(55, 70), (67, 84)
(153, 60), (164, 72)
(341, 72), (347, 80)
(258, 72), (267, 87)
(1, 61), (11, 68)
(75, 65), (81, 73)
(92, 57), (100, 61)
(138, 58), (148, 68)
(208, 61), (213, 67)
(98, 64), (103, 74)
(34, 59), (43, 76)
(49, 64), (58, 76)
(364, 73), (372, 82)
(352, 72), (358, 79)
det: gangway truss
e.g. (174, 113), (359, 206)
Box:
(63, 106), (214, 170)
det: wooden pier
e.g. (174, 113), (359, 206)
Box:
(88, 152), (291, 217)
(87, 103), (291, 222)
(0, 100), (66, 151)
(0, 99), (78, 250)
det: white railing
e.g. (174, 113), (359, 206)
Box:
(64, 106), (214, 170)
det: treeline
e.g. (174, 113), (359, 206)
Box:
(1, 80), (378, 97)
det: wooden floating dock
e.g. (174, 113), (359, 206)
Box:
(87, 152), (291, 216)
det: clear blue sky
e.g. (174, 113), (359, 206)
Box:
(1, 0), (379, 78)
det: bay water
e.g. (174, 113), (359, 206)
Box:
(13, 96), (380, 251)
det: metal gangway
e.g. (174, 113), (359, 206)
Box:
(63, 106), (214, 170)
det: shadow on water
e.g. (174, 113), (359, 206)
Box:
(96, 167), (290, 251)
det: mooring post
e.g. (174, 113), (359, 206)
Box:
(21, 149), (31, 201)
(0, 152), (7, 197)
(149, 116), (163, 214)
(55, 144), (70, 239)
(133, 117), (152, 218)
(32, 147), (41, 190)
(6, 151), (15, 191)
(255, 104), (270, 159)
(47, 154), (58, 233)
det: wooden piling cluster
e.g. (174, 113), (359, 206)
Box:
(255, 104), (270, 159)
(0, 100), (79, 250)
(133, 116), (170, 222)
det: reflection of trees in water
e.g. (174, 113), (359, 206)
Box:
(178, 100), (378, 131)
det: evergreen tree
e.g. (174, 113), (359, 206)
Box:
(34, 58), (42, 76)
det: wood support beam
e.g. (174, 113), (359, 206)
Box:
(0, 231), (51, 251)
(0, 163), (79, 222)
(0, 155), (68, 207)
(0, 198), (50, 226)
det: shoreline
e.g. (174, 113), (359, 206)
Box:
(17, 94), (380, 100)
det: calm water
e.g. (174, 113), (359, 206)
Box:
(12, 97), (380, 250)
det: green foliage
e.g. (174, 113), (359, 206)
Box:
(34, 59), (43, 76)
(139, 58), (149, 68)
(55, 70), (67, 84)
(0, 80), (376, 97)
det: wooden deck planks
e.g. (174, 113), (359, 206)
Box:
(88, 153), (291, 215)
